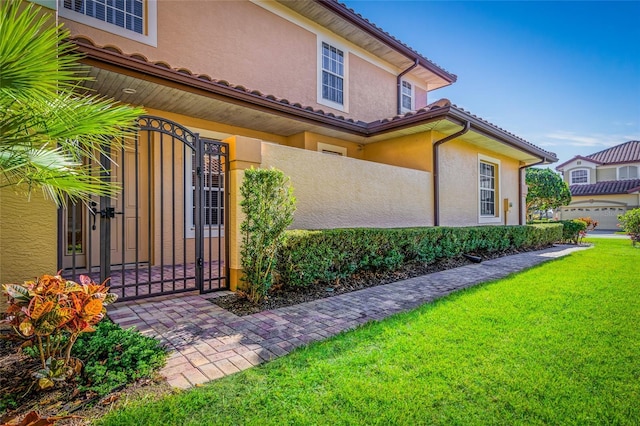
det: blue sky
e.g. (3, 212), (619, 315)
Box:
(342, 1), (640, 166)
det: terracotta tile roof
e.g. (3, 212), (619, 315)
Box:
(586, 140), (640, 165)
(570, 179), (640, 196)
(69, 37), (556, 162)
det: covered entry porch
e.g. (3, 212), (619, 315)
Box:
(59, 116), (229, 301)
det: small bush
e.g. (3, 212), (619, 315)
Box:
(72, 320), (167, 396)
(276, 225), (562, 288)
(1, 274), (117, 390)
(240, 167), (296, 303)
(618, 208), (640, 246)
(577, 216), (598, 231)
(559, 219), (587, 244)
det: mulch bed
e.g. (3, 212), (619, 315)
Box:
(0, 337), (172, 426)
(212, 247), (548, 316)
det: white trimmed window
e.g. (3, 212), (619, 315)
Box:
(401, 80), (413, 112)
(478, 155), (501, 223)
(618, 165), (638, 180)
(185, 152), (224, 238)
(59, 0), (157, 46)
(570, 168), (589, 185)
(319, 41), (347, 111)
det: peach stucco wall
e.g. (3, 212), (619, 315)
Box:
(261, 143), (433, 229)
(61, 1), (405, 121)
(0, 188), (58, 312)
(415, 86), (428, 110)
(438, 139), (521, 227)
(348, 53), (396, 121)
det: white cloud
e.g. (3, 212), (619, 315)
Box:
(542, 131), (640, 148)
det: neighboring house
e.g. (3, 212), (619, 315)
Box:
(0, 0), (557, 301)
(556, 140), (640, 230)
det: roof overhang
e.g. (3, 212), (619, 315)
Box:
(276, 0), (456, 89)
(71, 38), (556, 166)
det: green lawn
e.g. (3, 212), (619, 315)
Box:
(98, 239), (640, 425)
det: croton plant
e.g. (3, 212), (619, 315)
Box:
(2, 274), (117, 390)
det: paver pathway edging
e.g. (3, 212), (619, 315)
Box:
(108, 244), (590, 389)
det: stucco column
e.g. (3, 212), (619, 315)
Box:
(224, 135), (262, 291)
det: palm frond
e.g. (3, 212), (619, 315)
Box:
(0, 0), (145, 205)
(0, 1), (86, 97)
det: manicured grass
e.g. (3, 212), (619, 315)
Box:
(98, 239), (639, 425)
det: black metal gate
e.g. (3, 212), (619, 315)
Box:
(58, 116), (229, 301)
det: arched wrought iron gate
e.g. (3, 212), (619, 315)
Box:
(58, 116), (229, 301)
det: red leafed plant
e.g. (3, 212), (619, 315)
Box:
(1, 274), (117, 390)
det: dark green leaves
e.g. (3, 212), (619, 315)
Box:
(525, 168), (571, 219)
(240, 167), (296, 302)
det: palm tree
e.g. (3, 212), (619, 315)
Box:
(0, 0), (144, 205)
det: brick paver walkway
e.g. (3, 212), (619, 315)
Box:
(107, 244), (589, 389)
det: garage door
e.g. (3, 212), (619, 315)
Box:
(559, 206), (627, 230)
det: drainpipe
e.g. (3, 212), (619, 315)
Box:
(433, 121), (471, 226)
(397, 59), (419, 115)
(518, 159), (546, 225)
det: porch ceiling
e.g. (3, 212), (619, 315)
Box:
(82, 65), (548, 165)
(80, 64), (448, 144)
(83, 66), (365, 142)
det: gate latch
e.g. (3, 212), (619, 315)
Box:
(99, 207), (123, 219)
(197, 258), (204, 268)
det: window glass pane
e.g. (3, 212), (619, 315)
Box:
(479, 161), (496, 216)
(402, 94), (411, 110)
(95, 3), (105, 20)
(321, 42), (344, 104)
(571, 169), (587, 183)
(115, 9), (124, 27)
(134, 0), (143, 16)
(64, 0), (144, 34)
(66, 203), (84, 254)
(619, 166), (638, 180)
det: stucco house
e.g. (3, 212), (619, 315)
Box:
(556, 140), (640, 230)
(0, 0), (557, 302)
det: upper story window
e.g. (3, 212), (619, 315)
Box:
(401, 80), (413, 112)
(618, 165), (638, 180)
(321, 42), (344, 105)
(59, 0), (157, 46)
(64, 0), (144, 33)
(318, 41), (348, 111)
(570, 169), (589, 185)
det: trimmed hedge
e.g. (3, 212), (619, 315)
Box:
(532, 219), (588, 244)
(559, 219), (587, 244)
(276, 224), (562, 288)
